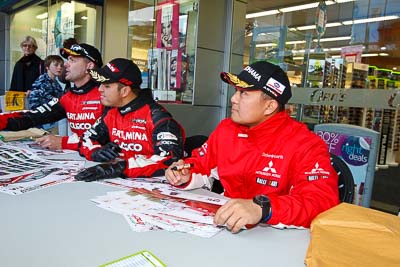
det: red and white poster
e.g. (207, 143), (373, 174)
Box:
(341, 45), (363, 63)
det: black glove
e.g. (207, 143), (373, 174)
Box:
(91, 142), (121, 162)
(75, 161), (126, 182)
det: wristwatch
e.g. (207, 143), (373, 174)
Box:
(253, 195), (271, 223)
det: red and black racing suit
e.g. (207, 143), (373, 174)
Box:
(0, 80), (104, 150)
(79, 89), (185, 178)
(177, 111), (339, 228)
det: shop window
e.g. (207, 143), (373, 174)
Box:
(10, 0), (102, 68)
(128, 0), (198, 104)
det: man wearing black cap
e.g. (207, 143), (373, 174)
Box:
(0, 43), (104, 151)
(75, 58), (185, 181)
(165, 61), (339, 233)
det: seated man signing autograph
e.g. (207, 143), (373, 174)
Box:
(165, 61), (339, 233)
(75, 58), (185, 181)
(0, 43), (104, 150)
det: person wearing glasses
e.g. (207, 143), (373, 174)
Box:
(9, 36), (45, 93)
(0, 43), (105, 151)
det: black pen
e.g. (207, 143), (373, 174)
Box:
(171, 163), (194, 171)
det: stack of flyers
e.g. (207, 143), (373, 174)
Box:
(92, 190), (224, 238)
(0, 143), (84, 195)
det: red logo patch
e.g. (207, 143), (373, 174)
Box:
(119, 78), (133, 86)
(107, 63), (120, 73)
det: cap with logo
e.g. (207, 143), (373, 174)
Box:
(220, 61), (292, 105)
(61, 43), (103, 67)
(88, 58), (142, 88)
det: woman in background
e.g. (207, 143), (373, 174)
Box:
(9, 36), (44, 93)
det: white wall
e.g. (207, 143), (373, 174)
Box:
(103, 0), (129, 63)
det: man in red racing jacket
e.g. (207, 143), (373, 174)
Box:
(165, 61), (339, 232)
(0, 43), (104, 151)
(75, 58), (185, 181)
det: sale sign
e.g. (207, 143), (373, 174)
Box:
(317, 130), (371, 205)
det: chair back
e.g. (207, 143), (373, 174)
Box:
(330, 153), (355, 203)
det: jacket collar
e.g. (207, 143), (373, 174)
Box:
(235, 111), (290, 141)
(70, 79), (99, 95)
(118, 89), (154, 115)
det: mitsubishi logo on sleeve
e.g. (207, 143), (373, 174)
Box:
(305, 162), (330, 181)
(311, 162), (324, 173)
(263, 161), (277, 173)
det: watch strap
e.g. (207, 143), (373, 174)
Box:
(253, 195), (271, 223)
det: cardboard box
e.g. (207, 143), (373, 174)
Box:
(305, 203), (400, 267)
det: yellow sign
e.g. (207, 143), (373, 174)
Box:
(5, 91), (25, 111)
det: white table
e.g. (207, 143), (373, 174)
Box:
(0, 182), (310, 267)
(0, 154), (310, 267)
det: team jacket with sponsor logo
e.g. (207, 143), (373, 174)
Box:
(0, 80), (103, 150)
(179, 111), (339, 228)
(79, 90), (185, 178)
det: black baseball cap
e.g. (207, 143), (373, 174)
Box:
(220, 61), (292, 105)
(61, 43), (103, 67)
(88, 58), (142, 88)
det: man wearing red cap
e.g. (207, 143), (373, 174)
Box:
(0, 43), (104, 151)
(165, 61), (339, 232)
(75, 58), (185, 181)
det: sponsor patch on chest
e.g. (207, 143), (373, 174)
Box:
(256, 177), (279, 187)
(255, 160), (281, 179)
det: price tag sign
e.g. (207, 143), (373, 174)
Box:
(315, 1), (327, 36)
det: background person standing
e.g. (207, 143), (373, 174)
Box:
(9, 36), (44, 93)
(29, 55), (65, 131)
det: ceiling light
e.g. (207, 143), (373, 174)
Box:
(292, 49), (308, 53)
(297, 25), (316, 31)
(36, 12), (48, 20)
(246, 10), (279, 19)
(255, 43), (277, 47)
(286, 40), (306, 45)
(328, 47), (343, 51)
(343, 15), (399, 25)
(361, 53), (379, 57)
(379, 53), (389, 56)
(296, 22), (344, 31)
(314, 36), (351, 42)
(81, 16), (88, 20)
(246, 1), (356, 18)
(326, 22), (342, 27)
(381, 46), (387, 50)
(279, 3), (319, 13)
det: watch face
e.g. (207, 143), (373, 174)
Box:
(254, 195), (270, 206)
(257, 195), (269, 202)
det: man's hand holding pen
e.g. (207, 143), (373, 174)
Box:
(165, 159), (193, 186)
